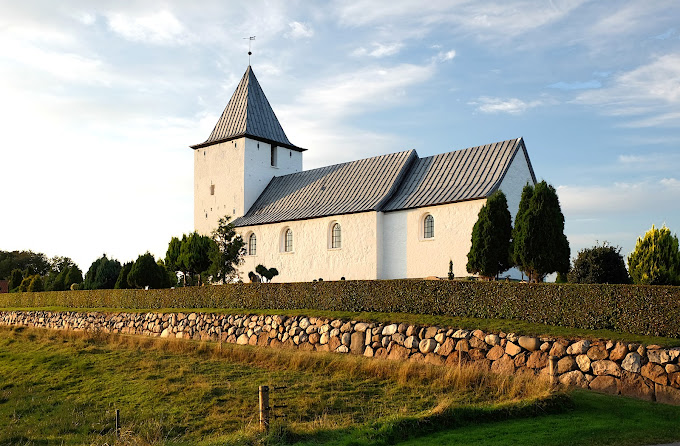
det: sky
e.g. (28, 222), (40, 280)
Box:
(1, 1), (679, 273)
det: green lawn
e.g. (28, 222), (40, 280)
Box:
(399, 390), (680, 446)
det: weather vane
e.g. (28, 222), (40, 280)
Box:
(244, 36), (256, 65)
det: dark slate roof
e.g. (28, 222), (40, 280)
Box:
(232, 150), (418, 227)
(191, 66), (303, 151)
(382, 138), (535, 211)
(233, 137), (535, 227)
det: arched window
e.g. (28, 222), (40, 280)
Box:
(248, 233), (257, 256)
(424, 214), (434, 239)
(284, 229), (293, 252)
(331, 223), (341, 249)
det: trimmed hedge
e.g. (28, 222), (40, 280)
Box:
(1, 280), (679, 338)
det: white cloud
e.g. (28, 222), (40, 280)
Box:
(285, 21), (314, 39)
(660, 178), (680, 188)
(575, 54), (680, 127)
(294, 63), (434, 118)
(435, 50), (456, 62)
(335, 0), (586, 40)
(470, 96), (543, 114)
(557, 179), (680, 217)
(353, 42), (404, 58)
(278, 63), (434, 167)
(107, 10), (189, 45)
(617, 152), (680, 171)
(548, 80), (601, 90)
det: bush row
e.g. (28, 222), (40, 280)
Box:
(1, 280), (678, 338)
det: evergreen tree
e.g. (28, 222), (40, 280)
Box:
(628, 225), (680, 285)
(512, 181), (570, 282)
(64, 266), (83, 289)
(17, 276), (32, 292)
(114, 262), (133, 289)
(466, 190), (512, 279)
(127, 253), (165, 289)
(568, 242), (629, 284)
(179, 232), (215, 286)
(27, 275), (44, 292)
(9, 269), (23, 290)
(83, 254), (122, 290)
(209, 216), (246, 283)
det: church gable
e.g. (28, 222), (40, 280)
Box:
(382, 138), (534, 212)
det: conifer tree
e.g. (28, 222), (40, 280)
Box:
(628, 225), (680, 285)
(114, 262), (133, 289)
(9, 269), (23, 291)
(127, 253), (165, 289)
(27, 275), (44, 292)
(512, 181), (570, 282)
(466, 190), (512, 279)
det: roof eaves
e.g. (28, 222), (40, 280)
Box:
(190, 133), (306, 151)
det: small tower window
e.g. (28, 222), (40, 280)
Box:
(331, 223), (341, 249)
(271, 146), (278, 167)
(210, 184), (215, 196)
(248, 233), (257, 256)
(284, 229), (293, 252)
(424, 214), (434, 239)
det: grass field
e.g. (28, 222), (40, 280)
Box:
(0, 326), (679, 445)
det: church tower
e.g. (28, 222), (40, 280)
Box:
(191, 66), (305, 235)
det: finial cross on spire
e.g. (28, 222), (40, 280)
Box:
(243, 36), (256, 65)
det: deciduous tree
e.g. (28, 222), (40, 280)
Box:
(209, 216), (246, 283)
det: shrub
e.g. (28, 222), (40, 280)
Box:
(628, 225), (680, 285)
(1, 280), (679, 338)
(569, 243), (630, 284)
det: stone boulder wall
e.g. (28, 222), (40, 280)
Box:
(1, 310), (679, 405)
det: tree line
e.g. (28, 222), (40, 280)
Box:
(0, 216), (248, 292)
(465, 181), (680, 285)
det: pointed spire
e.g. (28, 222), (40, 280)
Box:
(191, 66), (303, 151)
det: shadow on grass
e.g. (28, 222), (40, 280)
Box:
(264, 393), (571, 446)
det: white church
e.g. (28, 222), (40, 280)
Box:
(193, 66), (536, 282)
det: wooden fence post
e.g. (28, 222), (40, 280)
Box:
(548, 356), (558, 387)
(115, 408), (120, 438)
(259, 385), (270, 431)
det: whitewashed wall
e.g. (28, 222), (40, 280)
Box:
(243, 138), (302, 215)
(194, 137), (302, 236)
(497, 146), (534, 223)
(400, 200), (486, 279)
(194, 139), (245, 236)
(237, 212), (380, 282)
(497, 146), (535, 279)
